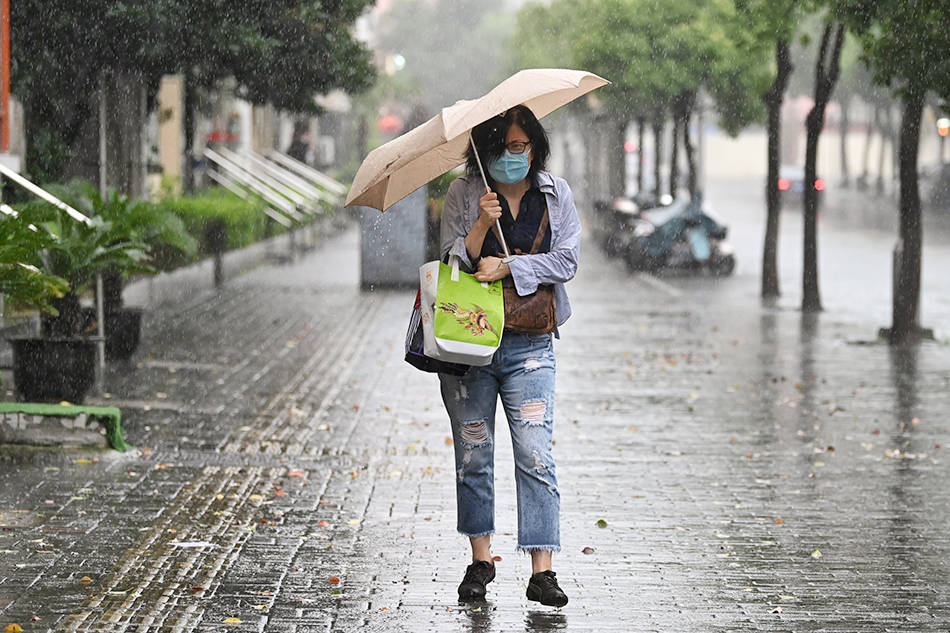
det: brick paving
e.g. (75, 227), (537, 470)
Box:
(1, 209), (949, 632)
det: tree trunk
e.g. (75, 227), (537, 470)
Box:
(607, 117), (626, 198)
(183, 74), (196, 194)
(671, 92), (695, 199)
(859, 104), (877, 190)
(839, 95), (850, 188)
(683, 107), (697, 197)
(889, 90), (924, 344)
(802, 25), (842, 312)
(670, 114), (680, 199)
(636, 117), (645, 194)
(652, 117), (664, 199)
(877, 105), (891, 195)
(762, 39), (792, 300)
(802, 23), (845, 313)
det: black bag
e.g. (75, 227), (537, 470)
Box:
(404, 288), (469, 376)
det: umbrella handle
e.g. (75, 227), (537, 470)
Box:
(469, 134), (513, 262)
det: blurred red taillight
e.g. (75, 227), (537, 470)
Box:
(814, 179), (825, 191)
(777, 178), (790, 191)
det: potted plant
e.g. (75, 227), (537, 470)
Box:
(7, 192), (150, 402)
(0, 210), (73, 401)
(74, 185), (197, 359)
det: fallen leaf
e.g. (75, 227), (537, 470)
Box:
(872, 429), (880, 435)
(141, 447), (153, 456)
(274, 489), (287, 497)
(811, 549), (822, 559)
(74, 459), (93, 465)
(288, 470), (306, 478)
(249, 494), (263, 502)
(445, 437), (454, 445)
(318, 520), (330, 527)
(492, 555), (502, 562)
(223, 617), (242, 625)
(191, 585), (204, 593)
(329, 576), (341, 584)
(79, 576), (93, 585)
(774, 518), (784, 525)
(5, 625), (24, 633)
(351, 405), (360, 412)
(596, 519), (608, 529)
(582, 547), (595, 555)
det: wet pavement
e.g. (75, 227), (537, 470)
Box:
(1, 181), (950, 632)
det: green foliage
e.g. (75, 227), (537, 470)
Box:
(16, 187), (152, 292)
(839, 0), (949, 101)
(512, 0), (766, 131)
(12, 0), (376, 181)
(0, 215), (69, 314)
(153, 188), (281, 259)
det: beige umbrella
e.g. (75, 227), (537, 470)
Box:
(344, 68), (609, 212)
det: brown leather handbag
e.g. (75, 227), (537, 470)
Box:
(495, 209), (557, 334)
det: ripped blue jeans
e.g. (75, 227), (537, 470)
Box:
(439, 331), (560, 553)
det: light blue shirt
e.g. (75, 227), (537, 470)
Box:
(440, 171), (581, 327)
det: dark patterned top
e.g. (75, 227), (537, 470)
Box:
(479, 182), (551, 259)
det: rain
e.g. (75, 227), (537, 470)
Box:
(0, 1), (948, 631)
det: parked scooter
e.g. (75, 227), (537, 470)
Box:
(621, 194), (736, 276)
(593, 193), (672, 258)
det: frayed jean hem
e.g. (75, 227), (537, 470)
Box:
(517, 544), (561, 553)
(459, 529), (495, 539)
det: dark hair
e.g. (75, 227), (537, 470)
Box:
(465, 105), (550, 182)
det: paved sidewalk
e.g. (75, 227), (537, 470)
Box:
(1, 218), (949, 632)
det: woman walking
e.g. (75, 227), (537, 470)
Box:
(438, 104), (580, 607)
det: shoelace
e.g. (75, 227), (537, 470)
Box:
(533, 571), (561, 591)
(463, 562), (493, 584)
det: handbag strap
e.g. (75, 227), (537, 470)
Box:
(529, 207), (550, 255)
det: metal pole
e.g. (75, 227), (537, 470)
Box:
(469, 135), (512, 261)
(96, 74), (107, 372)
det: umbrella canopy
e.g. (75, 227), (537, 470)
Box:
(345, 68), (609, 211)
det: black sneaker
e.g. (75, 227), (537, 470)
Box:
(458, 560), (496, 600)
(526, 570), (568, 607)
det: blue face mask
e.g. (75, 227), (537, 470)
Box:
(487, 150), (530, 184)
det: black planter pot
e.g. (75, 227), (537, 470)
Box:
(9, 337), (98, 403)
(81, 307), (143, 360)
